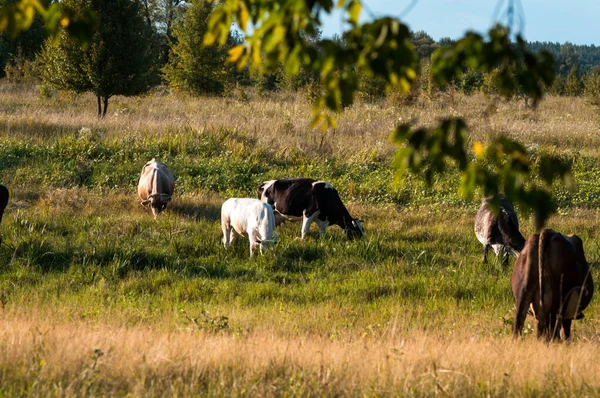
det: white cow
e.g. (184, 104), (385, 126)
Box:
(221, 198), (278, 257)
(138, 159), (175, 218)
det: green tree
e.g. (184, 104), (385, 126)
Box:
(39, 0), (154, 117)
(564, 65), (582, 96)
(138, 0), (187, 70)
(163, 0), (231, 95)
(411, 30), (438, 60)
(557, 42), (579, 76)
(0, 0), (47, 78)
(583, 66), (600, 105)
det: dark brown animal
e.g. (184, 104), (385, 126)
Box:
(0, 185), (8, 223)
(474, 194), (525, 266)
(512, 229), (593, 340)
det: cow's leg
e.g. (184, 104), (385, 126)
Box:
(248, 230), (256, 257)
(501, 247), (510, 267)
(513, 288), (534, 338)
(274, 212), (284, 227)
(315, 219), (329, 239)
(222, 224), (231, 249)
(249, 239), (255, 257)
(561, 319), (572, 341)
(301, 211), (319, 240)
(536, 311), (550, 340)
(482, 244), (490, 263)
(547, 313), (561, 341)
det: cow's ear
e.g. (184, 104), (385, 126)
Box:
(141, 199), (150, 205)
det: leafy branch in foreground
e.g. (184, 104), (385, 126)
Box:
(0, 0), (95, 45)
(205, 0), (418, 126)
(391, 120), (573, 230)
(432, 25), (555, 106)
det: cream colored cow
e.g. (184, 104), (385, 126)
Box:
(137, 159), (175, 218)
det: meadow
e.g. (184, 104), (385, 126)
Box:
(1, 83), (600, 396)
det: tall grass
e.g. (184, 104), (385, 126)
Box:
(1, 84), (600, 395)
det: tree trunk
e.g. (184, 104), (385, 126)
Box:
(97, 96), (110, 118)
(102, 96), (109, 118)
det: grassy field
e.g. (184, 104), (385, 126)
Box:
(1, 84), (600, 396)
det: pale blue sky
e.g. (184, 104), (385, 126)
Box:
(320, 0), (600, 45)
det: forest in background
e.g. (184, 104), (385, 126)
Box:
(1, 0), (600, 104)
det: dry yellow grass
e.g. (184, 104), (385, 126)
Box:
(2, 311), (600, 396)
(1, 84), (598, 157)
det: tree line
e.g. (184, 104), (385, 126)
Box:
(2, 0), (600, 115)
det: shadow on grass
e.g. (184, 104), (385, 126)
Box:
(170, 201), (221, 222)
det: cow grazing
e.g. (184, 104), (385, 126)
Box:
(0, 185), (8, 223)
(474, 194), (525, 266)
(257, 178), (364, 240)
(221, 198), (278, 257)
(137, 159), (175, 218)
(512, 229), (594, 340)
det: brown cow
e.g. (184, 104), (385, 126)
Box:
(137, 159), (175, 218)
(512, 229), (594, 340)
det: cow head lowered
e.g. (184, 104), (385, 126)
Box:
(258, 178), (364, 240)
(138, 159), (175, 218)
(344, 218), (364, 240)
(141, 193), (172, 217)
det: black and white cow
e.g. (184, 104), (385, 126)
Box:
(257, 178), (364, 240)
(474, 194), (526, 266)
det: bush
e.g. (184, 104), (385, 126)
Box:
(583, 67), (600, 105)
(4, 49), (40, 84)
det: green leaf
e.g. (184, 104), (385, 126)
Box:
(347, 0), (361, 25)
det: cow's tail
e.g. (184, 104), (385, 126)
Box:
(538, 229), (553, 311)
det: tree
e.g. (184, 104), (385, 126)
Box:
(411, 30), (438, 60)
(564, 65), (582, 96)
(138, 0), (187, 69)
(557, 42), (579, 76)
(163, 0), (231, 95)
(205, 0), (568, 229)
(0, 0), (47, 78)
(39, 0), (155, 117)
(583, 66), (600, 105)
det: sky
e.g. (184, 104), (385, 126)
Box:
(320, 0), (600, 46)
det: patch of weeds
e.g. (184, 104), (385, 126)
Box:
(179, 308), (229, 333)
